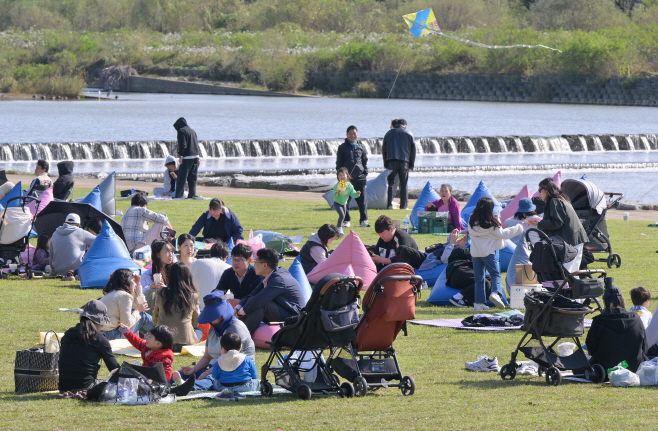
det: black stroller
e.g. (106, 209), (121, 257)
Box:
(260, 273), (362, 400)
(500, 228), (608, 386)
(561, 178), (623, 268)
(0, 196), (41, 279)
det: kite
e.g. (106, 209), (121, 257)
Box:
(402, 8), (561, 52)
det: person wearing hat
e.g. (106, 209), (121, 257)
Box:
(49, 213), (97, 277)
(175, 291), (255, 391)
(153, 155), (186, 198)
(503, 197), (541, 291)
(586, 288), (648, 373)
(58, 300), (120, 393)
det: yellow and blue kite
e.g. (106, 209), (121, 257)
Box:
(402, 8), (561, 52)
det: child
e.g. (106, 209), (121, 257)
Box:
(33, 233), (51, 271)
(212, 332), (259, 401)
(118, 324), (175, 382)
(331, 167), (361, 235)
(628, 286), (652, 328)
(468, 197), (524, 311)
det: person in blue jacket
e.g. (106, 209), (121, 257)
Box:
(189, 198), (243, 243)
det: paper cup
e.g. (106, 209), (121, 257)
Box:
(153, 273), (162, 283)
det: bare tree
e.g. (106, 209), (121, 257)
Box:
(615, 0), (638, 15)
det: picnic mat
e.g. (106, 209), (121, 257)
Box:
(177, 387), (291, 401)
(408, 319), (593, 331)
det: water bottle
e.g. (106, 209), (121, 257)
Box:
(402, 215), (410, 231)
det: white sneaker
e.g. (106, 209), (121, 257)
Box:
(516, 361), (539, 376)
(473, 303), (490, 311)
(465, 356), (500, 372)
(360, 220), (370, 228)
(489, 293), (506, 310)
(338, 227), (344, 235)
(343, 221), (351, 228)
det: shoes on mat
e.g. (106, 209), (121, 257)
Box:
(343, 221), (351, 228)
(489, 293), (506, 310)
(465, 356), (500, 372)
(232, 391), (246, 400)
(473, 303), (490, 311)
(449, 297), (468, 308)
(215, 388), (236, 401)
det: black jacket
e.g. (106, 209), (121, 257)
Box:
(215, 265), (263, 300)
(537, 198), (588, 247)
(173, 117), (200, 158)
(58, 324), (120, 392)
(382, 125), (416, 169)
(336, 139), (368, 179)
(586, 311), (648, 373)
(53, 161), (74, 200)
(376, 229), (418, 259)
(239, 267), (305, 316)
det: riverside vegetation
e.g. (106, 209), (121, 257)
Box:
(0, 186), (656, 430)
(1, 0), (658, 96)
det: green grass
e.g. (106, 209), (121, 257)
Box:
(1, 187), (657, 430)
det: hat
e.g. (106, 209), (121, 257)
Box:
(65, 213), (81, 225)
(198, 291), (235, 325)
(517, 198), (536, 214)
(80, 300), (111, 326)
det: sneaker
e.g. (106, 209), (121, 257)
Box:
(449, 297), (468, 308)
(338, 227), (344, 235)
(232, 390), (246, 400)
(465, 356), (500, 372)
(170, 374), (195, 396)
(62, 271), (75, 282)
(489, 293), (506, 310)
(215, 388), (235, 401)
(190, 195), (205, 200)
(516, 361), (539, 376)
(343, 221), (351, 228)
(360, 220), (370, 228)
(473, 303), (490, 311)
(386, 205), (393, 210)
(172, 371), (184, 386)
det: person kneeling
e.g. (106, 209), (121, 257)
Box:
(234, 248), (304, 335)
(213, 333), (259, 401)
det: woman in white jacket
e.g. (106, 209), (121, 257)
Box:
(468, 197), (524, 311)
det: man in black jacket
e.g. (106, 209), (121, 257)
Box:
(382, 119), (416, 210)
(173, 117), (202, 199)
(53, 161), (75, 200)
(335, 125), (369, 227)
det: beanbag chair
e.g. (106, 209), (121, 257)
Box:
(532, 171), (561, 198)
(78, 221), (139, 289)
(499, 185), (530, 223)
(427, 267), (510, 307)
(253, 323), (280, 349)
(0, 182), (22, 208)
(98, 172), (116, 216)
(289, 257), (313, 304)
(461, 181), (502, 225)
(416, 263), (448, 288)
(80, 186), (102, 212)
(0, 181), (16, 202)
(307, 230), (377, 289)
(27, 185), (54, 216)
(410, 182), (440, 229)
(322, 170), (392, 210)
(498, 240), (515, 273)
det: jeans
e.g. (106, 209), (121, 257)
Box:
(194, 375), (260, 392)
(386, 160), (409, 209)
(333, 202), (348, 227)
(100, 312), (154, 340)
(344, 177), (368, 223)
(472, 252), (507, 305)
(176, 157), (199, 198)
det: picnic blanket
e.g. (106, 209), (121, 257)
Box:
(408, 319), (593, 331)
(177, 387), (291, 401)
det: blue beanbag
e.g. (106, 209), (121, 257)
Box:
(426, 270), (460, 305)
(410, 182), (440, 229)
(416, 263), (448, 288)
(498, 240), (516, 273)
(289, 256), (313, 304)
(461, 181), (502, 226)
(0, 182), (22, 208)
(81, 186), (102, 212)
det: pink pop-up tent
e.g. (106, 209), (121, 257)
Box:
(532, 171), (562, 197)
(500, 185), (530, 224)
(307, 230), (377, 289)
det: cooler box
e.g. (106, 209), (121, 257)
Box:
(509, 284), (545, 310)
(417, 215), (448, 234)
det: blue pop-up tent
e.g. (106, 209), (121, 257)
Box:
(410, 181), (440, 229)
(461, 181), (502, 226)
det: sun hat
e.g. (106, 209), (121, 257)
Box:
(65, 213), (81, 225)
(197, 291), (235, 325)
(517, 198), (536, 214)
(80, 299), (112, 326)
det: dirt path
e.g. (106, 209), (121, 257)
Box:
(7, 174), (657, 221)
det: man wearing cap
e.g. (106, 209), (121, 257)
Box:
(234, 248), (305, 335)
(49, 213), (97, 276)
(177, 291), (255, 391)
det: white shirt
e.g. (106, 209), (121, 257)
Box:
(628, 305), (652, 329)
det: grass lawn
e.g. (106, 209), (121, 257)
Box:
(1, 187), (657, 430)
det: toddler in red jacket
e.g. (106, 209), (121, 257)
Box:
(119, 324), (175, 381)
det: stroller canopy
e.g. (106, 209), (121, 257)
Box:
(561, 179), (606, 215)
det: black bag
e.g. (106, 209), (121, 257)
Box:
(14, 330), (60, 393)
(569, 277), (605, 299)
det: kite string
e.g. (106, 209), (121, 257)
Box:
(387, 43), (411, 100)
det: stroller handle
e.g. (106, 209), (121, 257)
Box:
(377, 275), (424, 290)
(568, 269), (606, 278)
(5, 195), (41, 206)
(524, 227), (550, 244)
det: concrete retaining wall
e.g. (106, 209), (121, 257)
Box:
(118, 76), (306, 97)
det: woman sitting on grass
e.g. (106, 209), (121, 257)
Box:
(140, 240), (175, 312)
(32, 233), (51, 271)
(99, 268), (153, 340)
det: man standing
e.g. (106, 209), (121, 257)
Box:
(173, 117), (202, 200)
(382, 119), (416, 210)
(335, 125), (369, 227)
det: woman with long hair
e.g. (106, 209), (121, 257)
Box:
(177, 233), (196, 267)
(532, 177), (588, 247)
(141, 240), (176, 312)
(153, 262), (199, 351)
(99, 268), (153, 340)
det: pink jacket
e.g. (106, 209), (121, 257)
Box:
(426, 196), (464, 231)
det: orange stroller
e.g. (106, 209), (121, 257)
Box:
(328, 263), (422, 396)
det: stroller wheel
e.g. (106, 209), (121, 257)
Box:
(589, 364), (606, 384)
(260, 381), (273, 397)
(401, 376), (415, 396)
(545, 367), (562, 386)
(353, 376), (368, 397)
(297, 384), (312, 401)
(607, 254), (621, 268)
(500, 363), (517, 381)
(340, 382), (355, 398)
